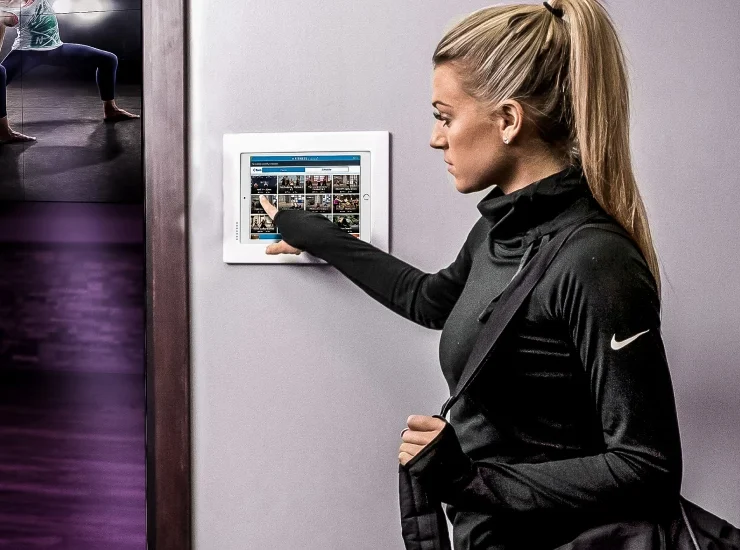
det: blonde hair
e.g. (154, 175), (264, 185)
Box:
(433, 0), (661, 295)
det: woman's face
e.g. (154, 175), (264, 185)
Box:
(430, 63), (512, 194)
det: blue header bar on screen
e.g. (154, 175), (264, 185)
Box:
(251, 155), (361, 162)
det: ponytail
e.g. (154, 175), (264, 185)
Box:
(552, 0), (661, 295)
(434, 0), (662, 295)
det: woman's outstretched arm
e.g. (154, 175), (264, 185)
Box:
(273, 208), (487, 329)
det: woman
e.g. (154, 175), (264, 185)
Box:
(0, 0), (138, 145)
(262, 1), (682, 548)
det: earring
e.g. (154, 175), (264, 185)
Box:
(503, 137), (509, 144)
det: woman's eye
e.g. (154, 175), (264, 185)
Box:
(433, 111), (450, 127)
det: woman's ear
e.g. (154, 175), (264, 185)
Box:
(497, 100), (524, 143)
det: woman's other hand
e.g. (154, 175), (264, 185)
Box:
(1, 11), (19, 27)
(399, 415), (446, 466)
(258, 195), (302, 256)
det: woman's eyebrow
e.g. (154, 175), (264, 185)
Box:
(432, 100), (452, 108)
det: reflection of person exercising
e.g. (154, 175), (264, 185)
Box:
(0, 0), (139, 145)
(0, 8), (29, 142)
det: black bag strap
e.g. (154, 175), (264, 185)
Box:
(440, 212), (611, 417)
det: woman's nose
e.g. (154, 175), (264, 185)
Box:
(429, 127), (446, 149)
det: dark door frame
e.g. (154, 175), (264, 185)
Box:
(143, 0), (191, 548)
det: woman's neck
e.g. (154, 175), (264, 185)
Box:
(497, 143), (571, 195)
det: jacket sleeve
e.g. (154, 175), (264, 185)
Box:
(273, 209), (486, 329)
(407, 228), (683, 517)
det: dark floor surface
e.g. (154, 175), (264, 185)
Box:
(0, 370), (146, 549)
(0, 243), (145, 374)
(0, 242), (146, 548)
(0, 81), (142, 203)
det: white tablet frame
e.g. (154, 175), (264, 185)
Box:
(223, 131), (389, 264)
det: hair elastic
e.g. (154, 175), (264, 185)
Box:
(543, 1), (564, 18)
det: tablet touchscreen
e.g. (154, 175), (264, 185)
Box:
(240, 153), (367, 244)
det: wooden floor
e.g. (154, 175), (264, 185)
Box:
(0, 370), (146, 549)
(0, 243), (145, 374)
(0, 243), (146, 549)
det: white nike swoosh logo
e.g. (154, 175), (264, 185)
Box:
(611, 329), (650, 350)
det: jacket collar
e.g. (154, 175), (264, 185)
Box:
(477, 164), (595, 247)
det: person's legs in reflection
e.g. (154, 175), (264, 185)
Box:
(37, 43), (140, 122)
(2, 0), (139, 122)
(0, 61), (36, 143)
(0, 10), (35, 143)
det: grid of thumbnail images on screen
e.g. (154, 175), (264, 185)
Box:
(250, 174), (361, 239)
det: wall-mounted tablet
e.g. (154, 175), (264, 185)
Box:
(223, 132), (389, 264)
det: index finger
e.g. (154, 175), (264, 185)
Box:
(259, 195), (278, 219)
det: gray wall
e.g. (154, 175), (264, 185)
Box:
(188, 1), (740, 547)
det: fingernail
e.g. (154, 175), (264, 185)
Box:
(400, 428), (409, 438)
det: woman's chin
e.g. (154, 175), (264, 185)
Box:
(450, 176), (474, 194)
(447, 172), (463, 192)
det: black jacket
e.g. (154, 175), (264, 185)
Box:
(274, 165), (683, 549)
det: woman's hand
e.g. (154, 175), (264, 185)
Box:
(399, 415), (446, 466)
(258, 195), (302, 256)
(0, 11), (19, 27)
